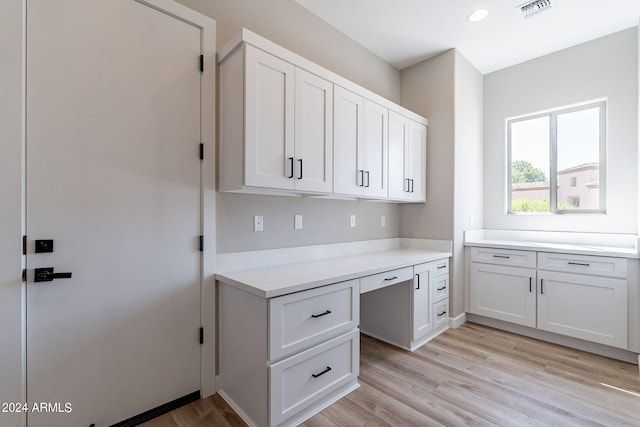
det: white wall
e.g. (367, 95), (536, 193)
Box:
(398, 50), (484, 319)
(175, 0), (404, 253)
(452, 51), (484, 318)
(0, 1), (25, 426)
(484, 28), (639, 233)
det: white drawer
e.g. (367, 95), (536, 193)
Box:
(269, 280), (359, 362)
(537, 252), (627, 278)
(433, 300), (448, 329)
(432, 274), (449, 303)
(269, 329), (359, 426)
(432, 259), (449, 277)
(470, 247), (536, 268)
(360, 266), (413, 294)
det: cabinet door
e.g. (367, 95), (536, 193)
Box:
(388, 110), (409, 200)
(294, 68), (333, 193)
(470, 263), (536, 327)
(245, 45), (295, 189)
(362, 100), (388, 198)
(537, 271), (627, 348)
(333, 86), (364, 196)
(406, 119), (426, 202)
(412, 267), (431, 341)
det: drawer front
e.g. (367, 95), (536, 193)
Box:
(432, 259), (449, 277)
(432, 274), (449, 303)
(360, 266), (413, 294)
(537, 252), (627, 278)
(433, 300), (448, 329)
(471, 247), (536, 268)
(269, 280), (359, 362)
(269, 329), (359, 426)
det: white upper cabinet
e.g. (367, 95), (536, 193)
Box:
(388, 110), (426, 202)
(333, 86), (364, 196)
(333, 87), (389, 198)
(244, 45), (295, 190)
(219, 28), (427, 201)
(294, 68), (333, 193)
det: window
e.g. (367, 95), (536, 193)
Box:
(508, 100), (606, 214)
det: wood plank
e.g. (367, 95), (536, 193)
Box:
(143, 323), (640, 426)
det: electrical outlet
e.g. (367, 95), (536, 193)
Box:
(254, 215), (263, 232)
(294, 214), (303, 230)
(381, 215), (386, 227)
(350, 214), (356, 228)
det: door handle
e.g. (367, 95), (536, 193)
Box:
(34, 267), (72, 283)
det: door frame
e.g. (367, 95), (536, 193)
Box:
(4, 3), (216, 424)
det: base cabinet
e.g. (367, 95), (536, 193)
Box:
(468, 247), (629, 350)
(413, 259), (449, 345)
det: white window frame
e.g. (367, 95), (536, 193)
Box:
(507, 100), (607, 214)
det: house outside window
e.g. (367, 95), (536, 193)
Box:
(508, 100), (606, 214)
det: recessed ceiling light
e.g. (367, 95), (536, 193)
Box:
(468, 8), (489, 23)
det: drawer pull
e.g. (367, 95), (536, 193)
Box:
(437, 311), (447, 317)
(415, 274), (420, 290)
(492, 255), (510, 259)
(437, 286), (447, 291)
(437, 265), (447, 269)
(384, 276), (399, 281)
(310, 310), (332, 319)
(568, 262), (590, 267)
(311, 366), (332, 378)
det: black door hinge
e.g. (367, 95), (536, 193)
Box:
(22, 235), (26, 255)
(199, 55), (204, 73)
(199, 327), (204, 344)
(199, 143), (204, 160)
(199, 236), (204, 252)
(22, 269), (26, 282)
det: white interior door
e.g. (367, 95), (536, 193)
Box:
(26, 1), (202, 425)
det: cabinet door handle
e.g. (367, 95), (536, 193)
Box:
(311, 366), (332, 378)
(359, 170), (365, 187)
(437, 311), (447, 317)
(298, 159), (303, 179)
(540, 279), (544, 295)
(410, 179), (415, 193)
(311, 310), (332, 318)
(529, 277), (532, 292)
(384, 276), (399, 281)
(406, 178), (411, 192)
(568, 262), (590, 267)
(437, 286), (447, 291)
(365, 170), (370, 187)
(415, 274), (420, 290)
(288, 157), (294, 178)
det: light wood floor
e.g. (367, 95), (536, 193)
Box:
(142, 323), (640, 426)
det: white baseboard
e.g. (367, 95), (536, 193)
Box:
(449, 312), (467, 329)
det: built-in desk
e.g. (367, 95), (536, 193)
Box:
(215, 238), (452, 427)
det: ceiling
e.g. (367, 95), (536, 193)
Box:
(294, 0), (640, 74)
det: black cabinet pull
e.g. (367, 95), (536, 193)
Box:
(437, 265), (446, 269)
(529, 277), (532, 292)
(311, 366), (332, 378)
(311, 310), (332, 319)
(384, 276), (398, 281)
(437, 286), (447, 291)
(568, 262), (590, 267)
(365, 171), (370, 187)
(410, 179), (415, 193)
(540, 279), (544, 294)
(298, 159), (303, 179)
(415, 274), (420, 290)
(493, 255), (510, 259)
(406, 178), (411, 192)
(288, 157), (294, 178)
(437, 311), (447, 317)
(359, 170), (364, 187)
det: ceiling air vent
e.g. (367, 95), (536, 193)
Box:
(518, 0), (552, 18)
